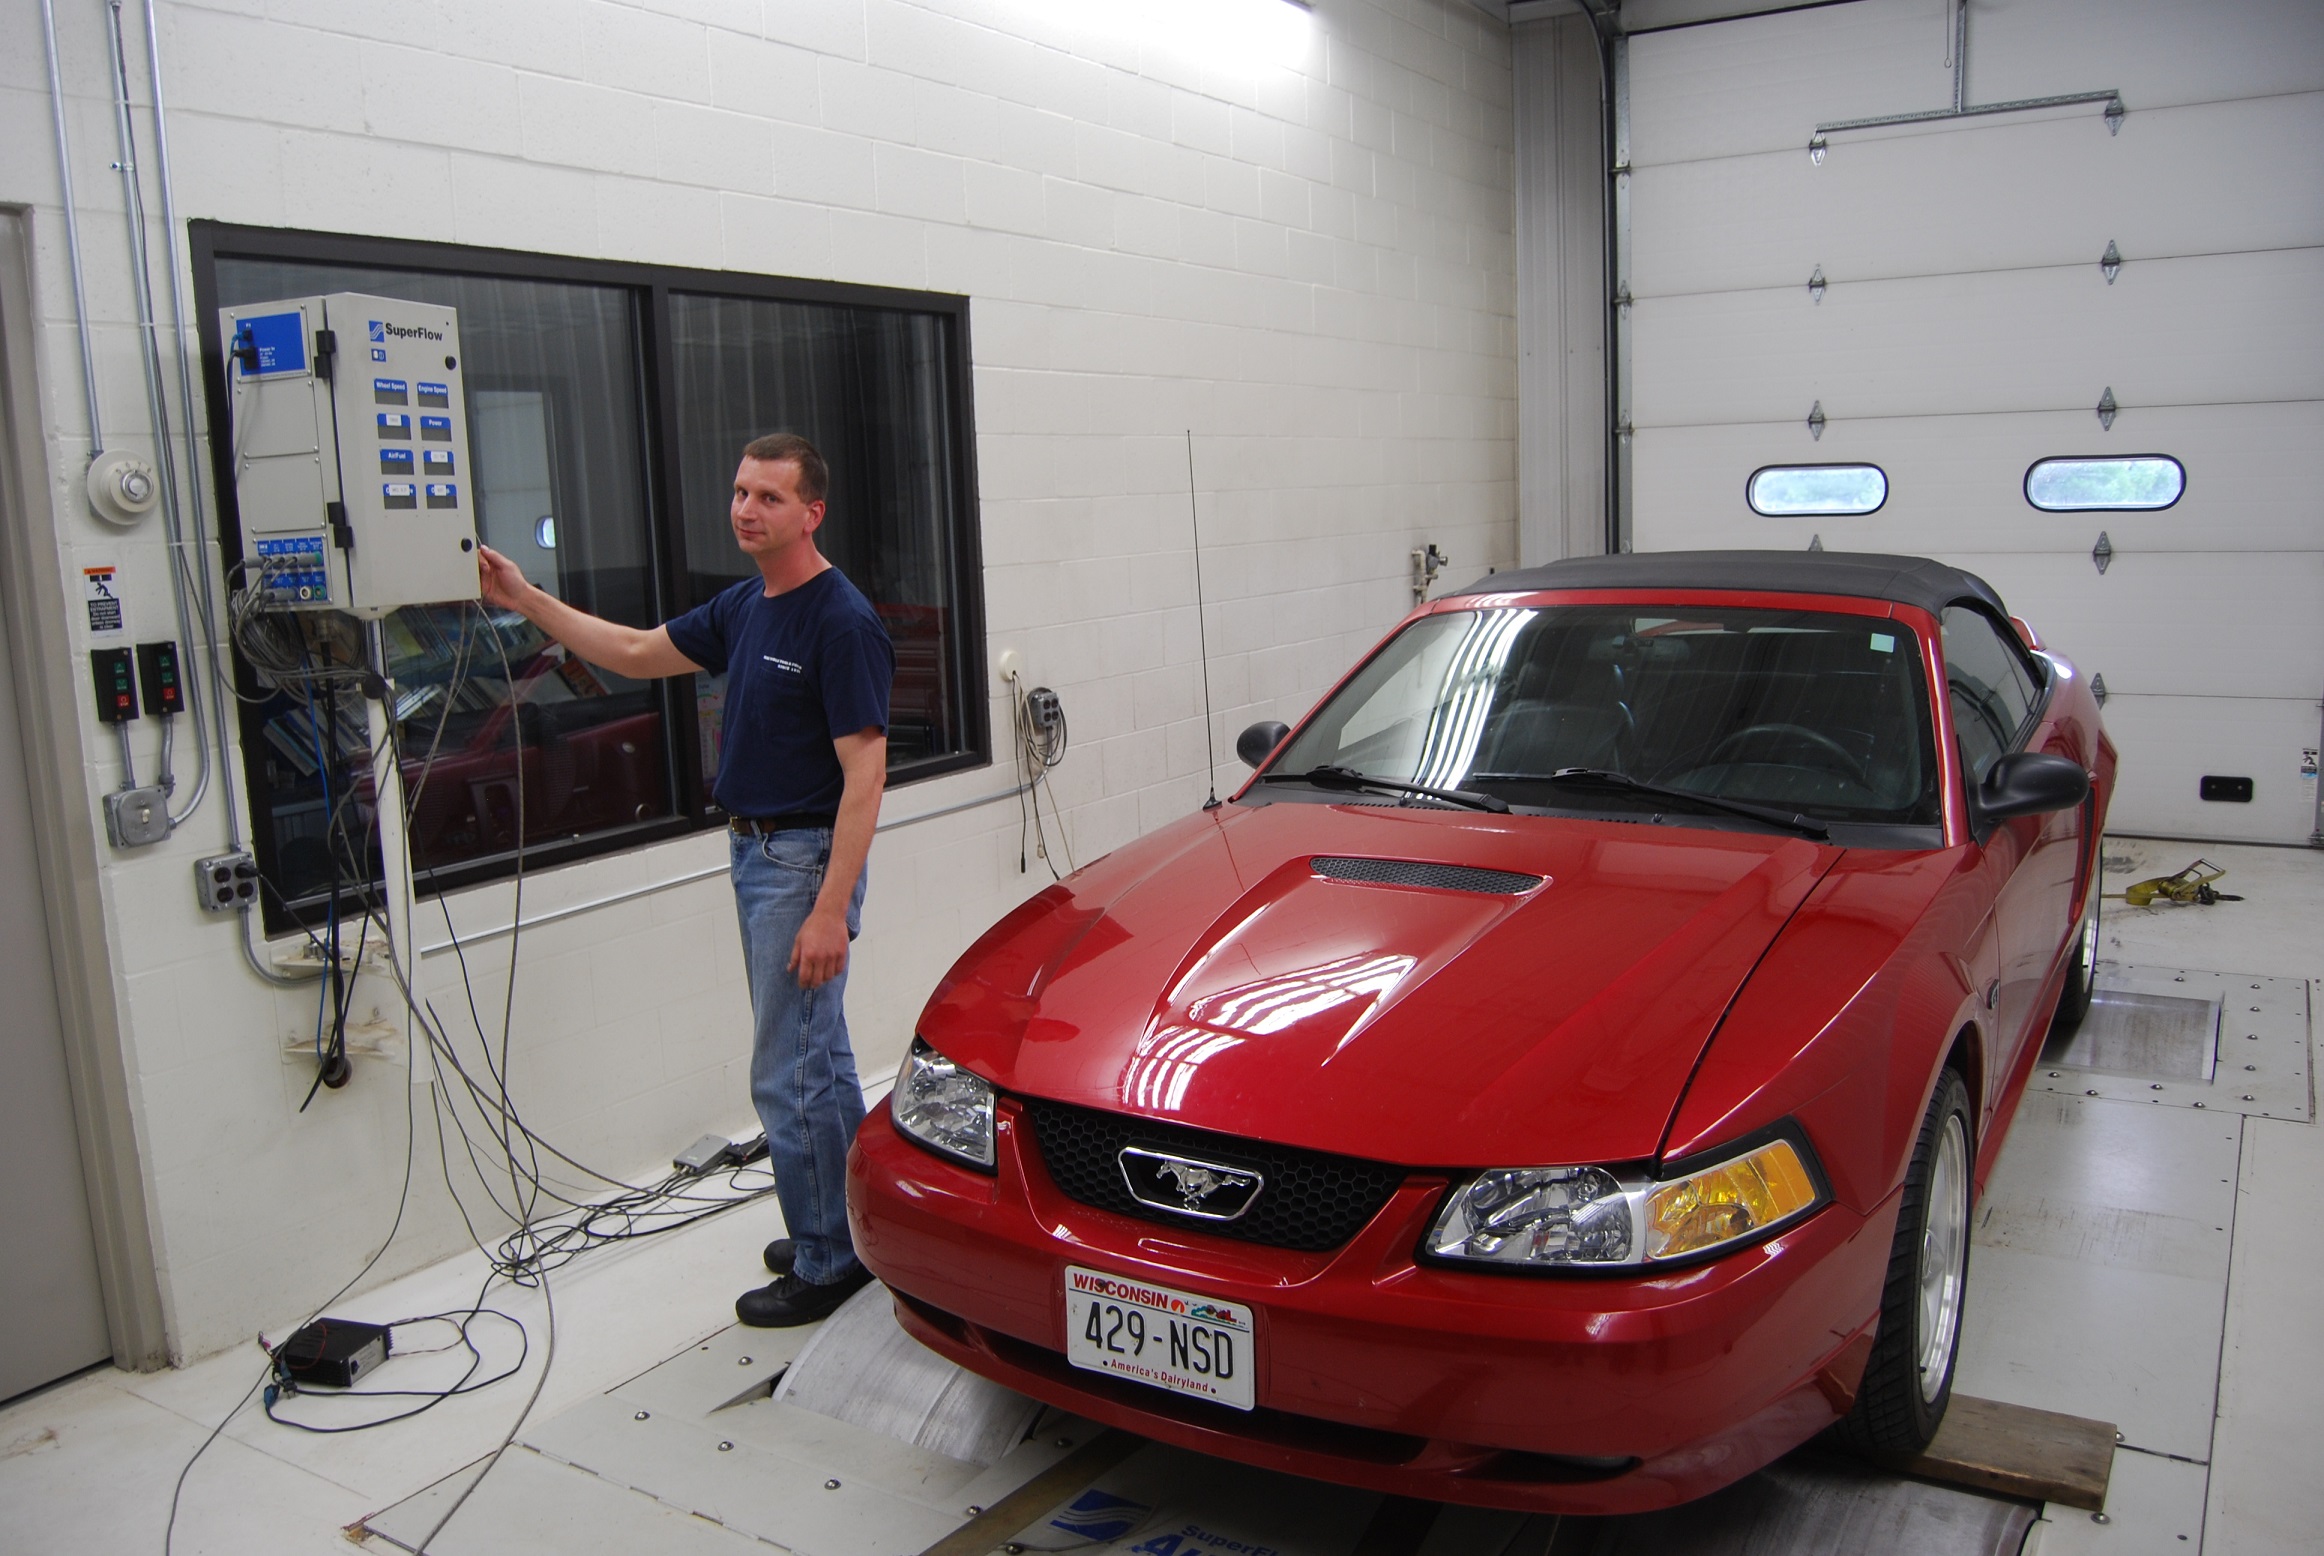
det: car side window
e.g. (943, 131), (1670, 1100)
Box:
(1941, 605), (2041, 786)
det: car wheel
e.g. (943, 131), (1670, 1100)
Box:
(2052, 894), (2100, 1032)
(1836, 1067), (1972, 1456)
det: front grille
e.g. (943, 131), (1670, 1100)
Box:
(1311, 856), (1542, 894)
(1022, 1098), (1407, 1252)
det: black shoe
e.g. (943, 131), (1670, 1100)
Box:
(736, 1266), (873, 1328)
(763, 1238), (795, 1275)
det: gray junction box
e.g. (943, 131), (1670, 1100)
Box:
(220, 292), (480, 616)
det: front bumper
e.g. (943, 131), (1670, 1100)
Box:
(850, 1096), (1892, 1514)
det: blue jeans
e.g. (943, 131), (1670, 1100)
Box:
(731, 827), (867, 1286)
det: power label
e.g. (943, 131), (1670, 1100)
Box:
(236, 311), (307, 375)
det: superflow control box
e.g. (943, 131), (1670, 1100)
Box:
(220, 293), (479, 616)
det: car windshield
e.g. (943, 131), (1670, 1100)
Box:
(1271, 604), (1940, 829)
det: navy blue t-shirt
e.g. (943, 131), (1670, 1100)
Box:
(665, 568), (894, 819)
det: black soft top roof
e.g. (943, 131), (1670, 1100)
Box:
(1444, 550), (2009, 619)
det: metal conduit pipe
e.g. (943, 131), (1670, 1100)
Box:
(40, 0), (106, 454)
(134, 0), (236, 837)
(103, 1), (213, 829)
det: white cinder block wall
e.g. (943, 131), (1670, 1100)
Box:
(2, 0), (1516, 1363)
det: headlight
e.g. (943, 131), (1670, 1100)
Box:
(891, 1037), (996, 1170)
(1423, 1130), (1824, 1271)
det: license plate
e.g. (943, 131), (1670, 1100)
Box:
(1064, 1265), (1255, 1411)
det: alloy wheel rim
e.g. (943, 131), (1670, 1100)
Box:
(1917, 1112), (1970, 1405)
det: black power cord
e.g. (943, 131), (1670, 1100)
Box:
(168, 599), (785, 1553)
(1011, 674), (1073, 879)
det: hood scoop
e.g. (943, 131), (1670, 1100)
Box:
(1311, 856), (1543, 895)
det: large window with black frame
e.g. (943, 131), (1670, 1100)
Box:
(194, 226), (986, 935)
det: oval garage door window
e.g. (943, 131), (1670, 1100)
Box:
(1747, 464), (1888, 517)
(2025, 455), (2185, 512)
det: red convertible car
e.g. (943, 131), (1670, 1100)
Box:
(850, 551), (2113, 1512)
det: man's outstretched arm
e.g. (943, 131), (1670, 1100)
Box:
(478, 544), (703, 680)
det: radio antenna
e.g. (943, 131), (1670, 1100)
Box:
(1186, 430), (1220, 811)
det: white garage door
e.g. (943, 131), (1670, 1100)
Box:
(1621, 0), (2324, 843)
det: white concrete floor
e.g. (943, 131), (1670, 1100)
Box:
(3, 837), (2317, 1556)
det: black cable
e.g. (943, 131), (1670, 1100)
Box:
(164, 961), (423, 1556)
(175, 596), (781, 1549)
(260, 1284), (528, 1435)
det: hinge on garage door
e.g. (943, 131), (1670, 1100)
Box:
(2096, 387), (2119, 430)
(1806, 401), (1826, 440)
(2090, 673), (2108, 707)
(2092, 531), (2114, 574)
(2100, 240), (2122, 285)
(1807, 265), (1826, 304)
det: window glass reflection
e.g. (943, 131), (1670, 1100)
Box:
(1747, 464), (1888, 516)
(669, 294), (972, 796)
(2024, 455), (2184, 511)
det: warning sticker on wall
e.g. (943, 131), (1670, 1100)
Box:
(84, 565), (125, 636)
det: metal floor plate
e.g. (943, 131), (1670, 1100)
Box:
(1539, 1450), (2036, 1556)
(2031, 963), (2311, 1121)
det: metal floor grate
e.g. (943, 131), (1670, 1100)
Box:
(2031, 963), (2311, 1121)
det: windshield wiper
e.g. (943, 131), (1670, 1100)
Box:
(1539, 768), (1829, 840)
(1258, 764), (1509, 814)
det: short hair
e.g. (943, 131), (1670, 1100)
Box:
(740, 433), (828, 505)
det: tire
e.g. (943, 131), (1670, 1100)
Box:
(1835, 1068), (1973, 1456)
(2052, 893), (2100, 1033)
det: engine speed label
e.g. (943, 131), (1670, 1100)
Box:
(1063, 1266), (1254, 1411)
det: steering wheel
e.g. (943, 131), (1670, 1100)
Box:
(1704, 723), (1868, 783)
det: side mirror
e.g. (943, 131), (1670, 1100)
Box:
(1976, 750), (2089, 823)
(1236, 720), (1291, 769)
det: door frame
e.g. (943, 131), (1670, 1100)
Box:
(0, 205), (167, 1372)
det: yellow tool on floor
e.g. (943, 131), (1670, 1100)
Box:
(2111, 857), (2244, 906)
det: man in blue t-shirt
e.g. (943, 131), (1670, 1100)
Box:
(477, 432), (894, 1327)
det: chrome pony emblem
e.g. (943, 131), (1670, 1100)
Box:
(1119, 1147), (1264, 1221)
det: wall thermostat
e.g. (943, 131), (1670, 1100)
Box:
(86, 449), (159, 526)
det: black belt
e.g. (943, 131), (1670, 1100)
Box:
(728, 813), (836, 835)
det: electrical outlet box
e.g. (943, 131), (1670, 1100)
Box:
(196, 850), (260, 912)
(219, 292), (479, 617)
(104, 785), (170, 848)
